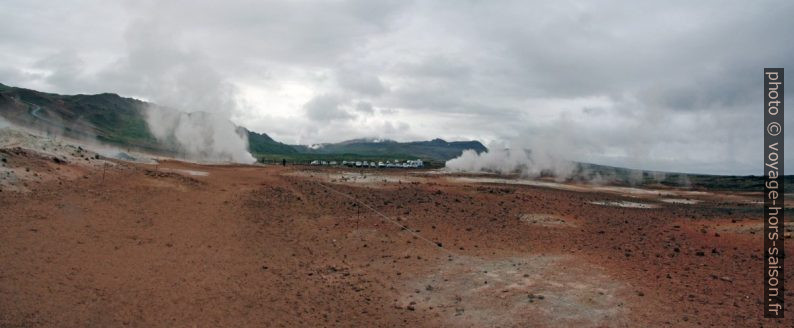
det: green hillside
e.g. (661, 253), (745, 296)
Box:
(244, 128), (298, 155)
(0, 83), (295, 155)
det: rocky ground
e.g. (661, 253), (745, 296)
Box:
(0, 144), (792, 327)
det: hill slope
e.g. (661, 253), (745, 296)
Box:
(0, 83), (295, 155)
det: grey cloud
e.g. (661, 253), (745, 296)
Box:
(336, 69), (387, 96)
(0, 0), (791, 174)
(102, 17), (239, 115)
(303, 94), (353, 122)
(394, 56), (472, 80)
(34, 51), (86, 92)
(354, 101), (375, 114)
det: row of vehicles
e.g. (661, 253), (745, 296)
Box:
(309, 159), (424, 168)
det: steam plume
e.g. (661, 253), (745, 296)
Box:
(145, 106), (255, 163)
(113, 17), (256, 164)
(445, 146), (575, 181)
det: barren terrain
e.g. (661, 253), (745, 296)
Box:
(0, 147), (792, 327)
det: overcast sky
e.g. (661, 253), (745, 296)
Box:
(1, 0), (792, 174)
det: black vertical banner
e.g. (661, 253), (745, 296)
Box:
(764, 68), (784, 318)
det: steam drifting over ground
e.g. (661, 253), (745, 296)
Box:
(445, 146), (692, 187)
(145, 106), (255, 164)
(445, 147), (575, 180)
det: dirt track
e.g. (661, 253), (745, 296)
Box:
(0, 155), (792, 327)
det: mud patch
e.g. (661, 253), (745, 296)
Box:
(162, 168), (209, 176)
(447, 176), (709, 199)
(589, 200), (658, 209)
(659, 198), (700, 205)
(518, 213), (574, 227)
(399, 256), (627, 327)
(287, 170), (425, 186)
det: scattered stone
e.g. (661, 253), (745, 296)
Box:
(527, 293), (545, 302)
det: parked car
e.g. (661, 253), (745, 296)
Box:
(355, 161), (362, 167)
(310, 160), (320, 165)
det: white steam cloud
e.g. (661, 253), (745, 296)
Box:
(445, 142), (686, 187)
(145, 107), (255, 163)
(445, 146), (576, 181)
(111, 17), (256, 164)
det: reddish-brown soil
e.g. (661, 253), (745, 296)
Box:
(0, 153), (791, 327)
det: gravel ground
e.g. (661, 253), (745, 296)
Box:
(0, 147), (791, 327)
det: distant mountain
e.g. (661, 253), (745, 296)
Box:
(0, 83), (295, 155)
(292, 137), (487, 161)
